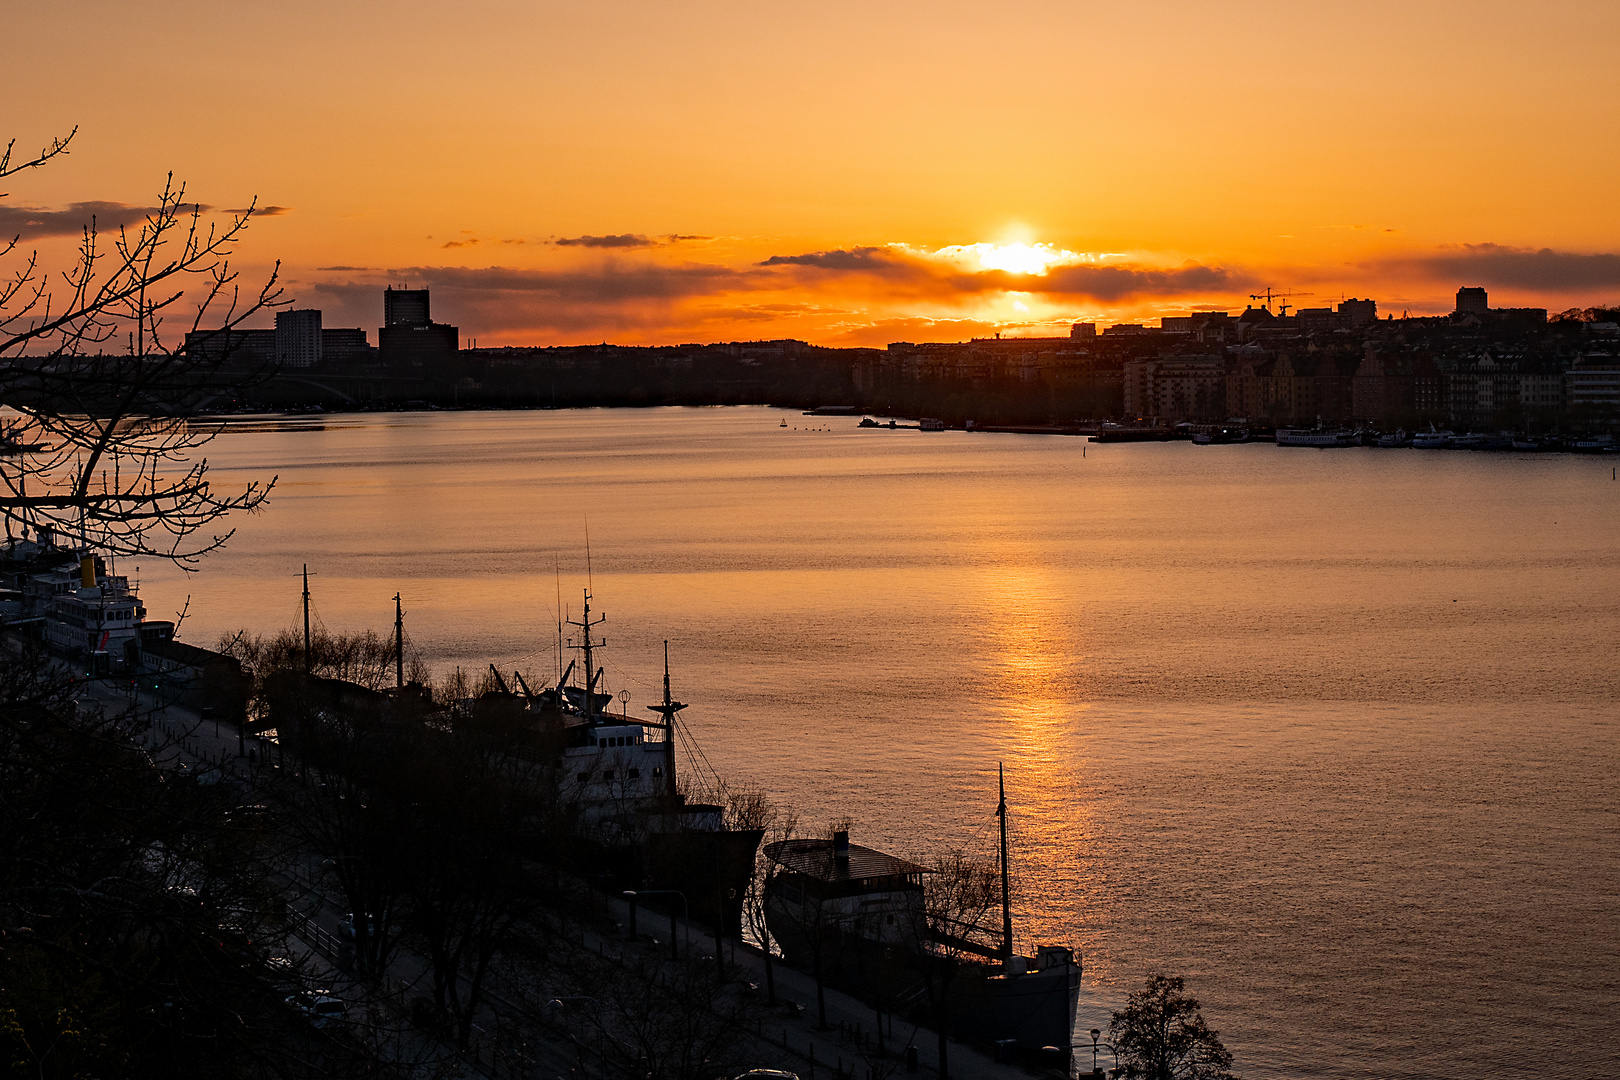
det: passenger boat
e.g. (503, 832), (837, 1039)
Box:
(918, 417), (946, 432)
(763, 766), (1081, 1053)
(1376, 429), (1410, 448)
(1275, 428), (1356, 447)
(1412, 427), (1454, 449)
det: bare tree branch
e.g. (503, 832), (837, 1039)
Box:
(0, 135), (282, 566)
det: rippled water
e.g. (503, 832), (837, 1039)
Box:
(143, 407), (1620, 1079)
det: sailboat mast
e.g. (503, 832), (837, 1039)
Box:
(998, 762), (1013, 958)
(393, 592), (404, 690)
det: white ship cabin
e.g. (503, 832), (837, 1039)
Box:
(766, 831), (927, 946)
(563, 719), (669, 797)
(41, 557), (146, 674)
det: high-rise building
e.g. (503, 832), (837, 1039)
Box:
(1071, 322), (1096, 339)
(275, 309), (323, 368)
(379, 287), (457, 366)
(384, 287), (431, 327)
(1456, 287), (1489, 314)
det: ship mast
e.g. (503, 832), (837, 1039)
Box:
(998, 762), (1013, 959)
(302, 565), (312, 674)
(567, 588), (606, 721)
(644, 640), (686, 802)
(393, 592), (404, 690)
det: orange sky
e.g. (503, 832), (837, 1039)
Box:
(5, 0), (1619, 347)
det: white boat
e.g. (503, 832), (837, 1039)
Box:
(1275, 428), (1356, 447)
(918, 417), (946, 432)
(1377, 429), (1409, 448)
(1412, 427), (1454, 449)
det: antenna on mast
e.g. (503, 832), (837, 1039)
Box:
(645, 640), (687, 802)
(566, 588), (606, 720)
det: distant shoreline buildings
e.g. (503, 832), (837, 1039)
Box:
(181, 285), (1620, 431)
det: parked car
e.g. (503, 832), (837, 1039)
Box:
(285, 992), (346, 1030)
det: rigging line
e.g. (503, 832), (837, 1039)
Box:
(674, 714), (727, 793)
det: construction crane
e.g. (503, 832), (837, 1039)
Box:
(1249, 287), (1298, 314)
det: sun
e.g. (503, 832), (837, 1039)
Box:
(928, 241), (1083, 276)
(975, 242), (1067, 275)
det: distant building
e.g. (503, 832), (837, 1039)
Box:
(384, 287), (432, 327)
(1337, 298), (1378, 325)
(379, 287), (457, 366)
(1456, 287), (1489, 314)
(321, 328), (372, 364)
(275, 309), (322, 369)
(1103, 323), (1148, 336)
(1122, 356), (1225, 420)
(1070, 322), (1096, 339)
(183, 328), (276, 366)
(1567, 357), (1620, 414)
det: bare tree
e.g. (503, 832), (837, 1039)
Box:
(906, 849), (1001, 1080)
(741, 807), (796, 1007)
(0, 129), (281, 565)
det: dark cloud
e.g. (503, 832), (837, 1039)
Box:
(1034, 262), (1244, 300)
(221, 204), (291, 216)
(302, 261), (763, 336)
(760, 246), (902, 271)
(315, 265), (371, 271)
(664, 234), (713, 243)
(442, 239), (479, 249)
(0, 200), (165, 238)
(760, 246), (1240, 301)
(556, 233), (656, 249)
(1392, 243), (1620, 290)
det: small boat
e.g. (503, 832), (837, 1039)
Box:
(780, 418), (789, 427)
(1377, 429), (1409, 448)
(918, 417), (946, 432)
(1511, 438), (1542, 451)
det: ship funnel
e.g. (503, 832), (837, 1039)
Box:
(80, 555), (96, 589)
(833, 830), (850, 865)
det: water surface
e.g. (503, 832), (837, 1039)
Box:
(142, 407), (1620, 1079)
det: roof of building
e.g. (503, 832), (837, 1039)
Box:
(765, 837), (928, 882)
(145, 637), (239, 670)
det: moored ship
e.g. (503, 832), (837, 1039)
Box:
(1275, 427), (1357, 447)
(763, 766), (1080, 1053)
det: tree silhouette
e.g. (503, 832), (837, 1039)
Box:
(1109, 974), (1237, 1080)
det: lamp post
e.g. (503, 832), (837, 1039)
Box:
(621, 890), (638, 939)
(1085, 1030), (1119, 1078)
(625, 889), (686, 962)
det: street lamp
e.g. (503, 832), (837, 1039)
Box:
(624, 889), (686, 962)
(1090, 1029), (1101, 1075)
